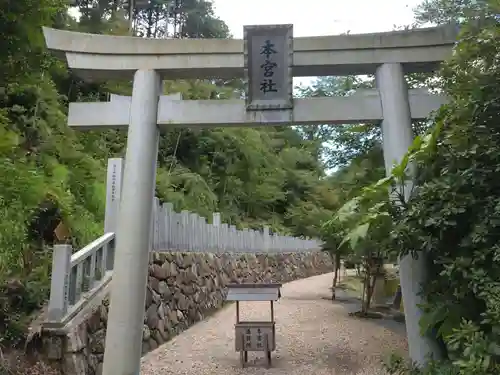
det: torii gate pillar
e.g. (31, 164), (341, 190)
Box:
(377, 63), (442, 365)
(101, 70), (161, 375)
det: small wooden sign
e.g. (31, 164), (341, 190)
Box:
(54, 221), (70, 242)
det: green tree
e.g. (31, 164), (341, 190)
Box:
(334, 7), (500, 373)
(414, 0), (492, 25)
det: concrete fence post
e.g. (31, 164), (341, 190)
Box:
(48, 244), (72, 322)
(263, 226), (270, 252)
(180, 210), (189, 250)
(189, 212), (198, 251)
(199, 216), (207, 251)
(220, 223), (228, 252)
(151, 197), (160, 251)
(212, 213), (220, 252)
(212, 212), (221, 226)
(163, 203), (173, 250)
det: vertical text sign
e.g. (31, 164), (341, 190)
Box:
(104, 157), (124, 234)
(244, 24), (293, 111)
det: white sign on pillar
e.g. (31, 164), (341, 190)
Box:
(104, 157), (124, 234)
(244, 24), (293, 115)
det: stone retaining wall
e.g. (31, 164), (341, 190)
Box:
(41, 251), (332, 375)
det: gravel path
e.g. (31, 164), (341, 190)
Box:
(140, 272), (408, 375)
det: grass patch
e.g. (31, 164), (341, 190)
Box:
(335, 275), (364, 299)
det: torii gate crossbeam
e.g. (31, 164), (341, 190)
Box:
(68, 89), (447, 130)
(43, 25), (457, 80)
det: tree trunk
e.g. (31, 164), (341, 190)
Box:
(361, 268), (369, 314)
(392, 284), (402, 309)
(365, 260), (382, 312)
(366, 273), (376, 312)
(336, 253), (341, 283)
(110, 0), (118, 21)
(331, 253), (340, 300)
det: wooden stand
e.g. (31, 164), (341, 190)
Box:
(225, 283), (282, 368)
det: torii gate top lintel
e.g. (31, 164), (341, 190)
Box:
(42, 24), (459, 81)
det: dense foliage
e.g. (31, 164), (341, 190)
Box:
(392, 15), (500, 374)
(0, 0), (361, 346)
(328, 1), (500, 373)
(4, 2), (500, 375)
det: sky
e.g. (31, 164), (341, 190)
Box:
(212, 0), (420, 38)
(211, 0), (422, 87)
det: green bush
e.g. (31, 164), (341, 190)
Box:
(328, 13), (500, 375)
(383, 17), (500, 375)
(0, 76), (107, 346)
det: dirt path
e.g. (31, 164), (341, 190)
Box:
(140, 272), (407, 375)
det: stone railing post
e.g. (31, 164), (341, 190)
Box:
(220, 223), (228, 252)
(163, 203), (173, 250)
(189, 212), (198, 251)
(180, 210), (189, 250)
(263, 226), (270, 251)
(48, 244), (72, 322)
(211, 212), (220, 252)
(150, 197), (160, 251)
(212, 212), (221, 226)
(228, 225), (235, 251)
(199, 216), (207, 251)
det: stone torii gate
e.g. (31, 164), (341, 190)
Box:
(43, 24), (457, 374)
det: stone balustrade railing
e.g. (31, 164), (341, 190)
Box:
(150, 198), (322, 253)
(106, 158), (322, 254)
(47, 200), (322, 326)
(47, 233), (115, 326)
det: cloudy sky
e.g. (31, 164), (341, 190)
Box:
(211, 0), (422, 85)
(211, 0), (421, 38)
